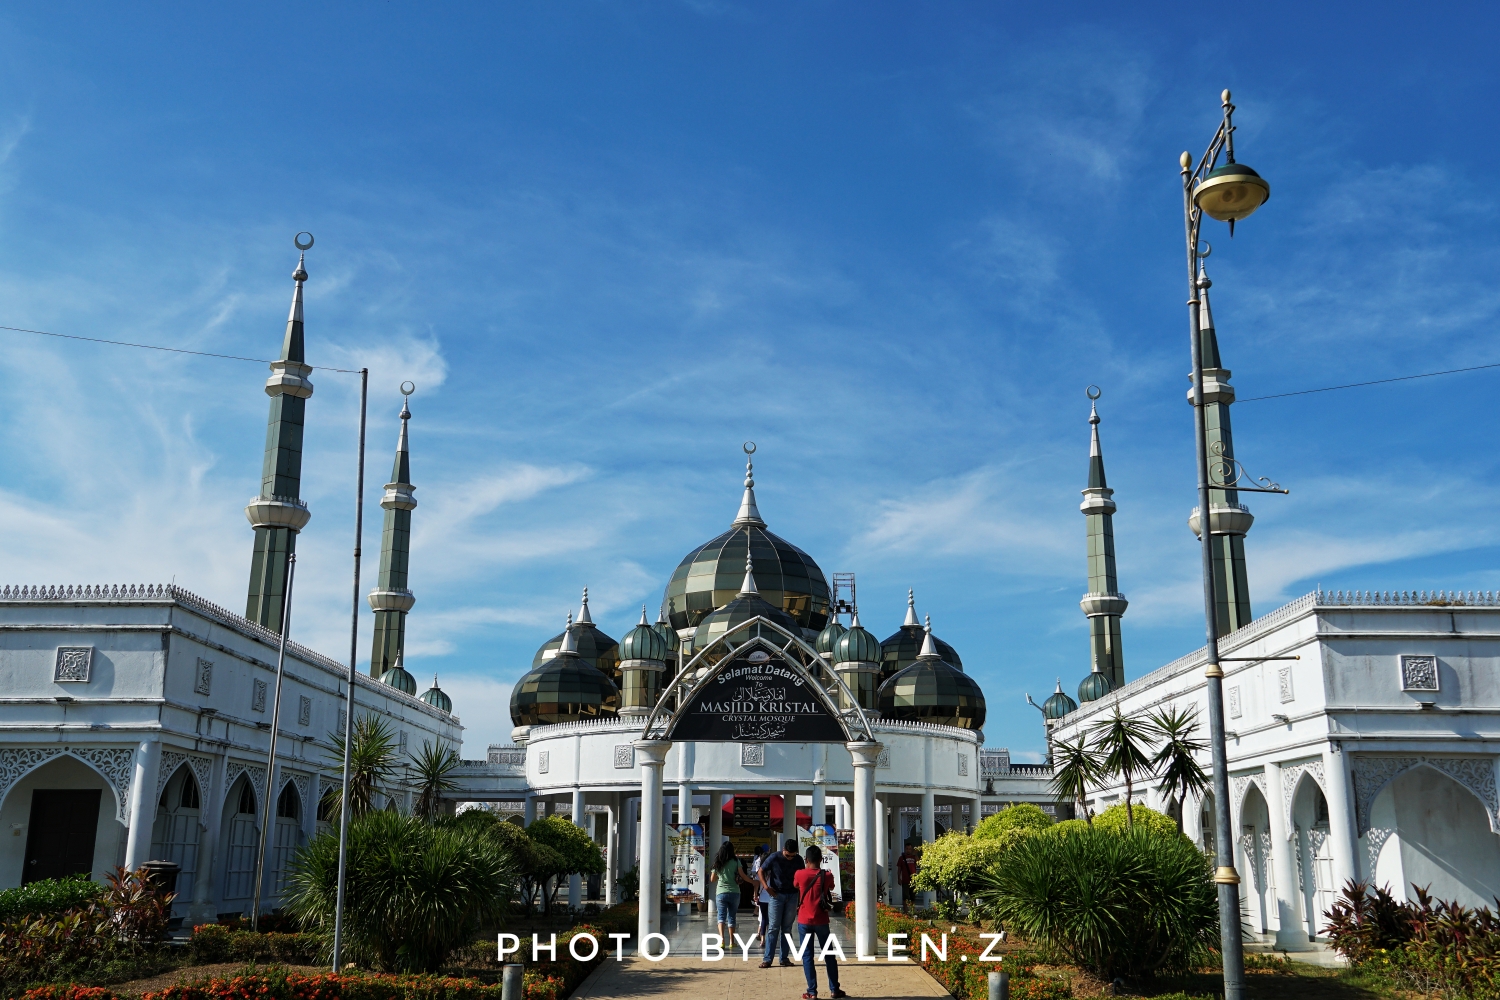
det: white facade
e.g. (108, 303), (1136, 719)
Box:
(0, 583), (460, 922)
(1046, 588), (1500, 949)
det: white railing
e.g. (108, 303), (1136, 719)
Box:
(1315, 588), (1500, 606)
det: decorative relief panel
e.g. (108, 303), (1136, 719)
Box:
(876, 748), (891, 769)
(487, 748), (525, 767)
(397, 731), (408, 755)
(156, 750), (212, 803)
(1399, 655), (1439, 692)
(536, 750), (550, 774)
(224, 760), (267, 809)
(1227, 685), (1242, 719)
(739, 743), (765, 767)
(194, 658), (213, 696)
(957, 753), (969, 777)
(252, 680), (267, 713)
(54, 646), (94, 683)
(1280, 758), (1326, 830)
(1, 747), (141, 823)
(1277, 666), (1295, 704)
(298, 696), (312, 727)
(613, 745), (635, 769)
(1231, 771), (1266, 813)
(1351, 754), (1499, 836)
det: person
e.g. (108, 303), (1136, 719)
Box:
(895, 843), (919, 911)
(749, 844), (771, 943)
(708, 840), (755, 947)
(794, 844), (845, 999)
(758, 838), (804, 967)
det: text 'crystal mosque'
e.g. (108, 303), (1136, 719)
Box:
(0, 247), (1496, 957)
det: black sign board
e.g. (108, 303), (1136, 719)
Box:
(667, 650), (848, 743)
(734, 796), (771, 828)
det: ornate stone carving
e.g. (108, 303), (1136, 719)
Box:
(613, 745), (635, 769)
(958, 753), (969, 777)
(1399, 655), (1438, 692)
(225, 760), (267, 809)
(1231, 771), (1266, 814)
(252, 680), (267, 713)
(1227, 685), (1242, 718)
(1364, 825), (1396, 877)
(1351, 754), (1499, 836)
(536, 750), (550, 774)
(876, 748), (891, 769)
(487, 747), (525, 767)
(285, 772), (311, 812)
(1277, 666), (1294, 703)
(54, 646), (94, 682)
(1280, 757), (1325, 831)
(298, 696), (312, 727)
(194, 657), (213, 696)
(156, 750), (212, 803)
(739, 744), (765, 767)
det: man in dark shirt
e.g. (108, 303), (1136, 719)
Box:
(758, 838), (805, 967)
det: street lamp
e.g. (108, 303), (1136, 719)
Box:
(1180, 89), (1281, 1000)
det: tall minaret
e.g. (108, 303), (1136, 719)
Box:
(368, 389), (418, 676)
(244, 249), (315, 630)
(1187, 259), (1254, 635)
(1079, 391), (1127, 689)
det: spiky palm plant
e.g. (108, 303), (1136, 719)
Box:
(321, 715), (399, 821)
(1050, 734), (1104, 825)
(409, 740), (460, 822)
(1090, 707), (1157, 828)
(1148, 704), (1209, 834)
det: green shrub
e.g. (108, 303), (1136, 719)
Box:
(188, 924), (326, 965)
(909, 833), (1009, 896)
(973, 824), (1218, 980)
(0, 877), (105, 922)
(22, 987), (126, 1000)
(974, 804), (1053, 840)
(1091, 803), (1182, 838)
(285, 811), (516, 973)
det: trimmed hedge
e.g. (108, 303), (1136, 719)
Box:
(0, 879), (106, 923)
(188, 926), (326, 965)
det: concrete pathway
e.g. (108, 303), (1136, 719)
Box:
(573, 909), (948, 1000)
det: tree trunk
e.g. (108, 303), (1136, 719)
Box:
(1124, 772), (1135, 828)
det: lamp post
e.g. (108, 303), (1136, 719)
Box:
(1179, 90), (1277, 1000)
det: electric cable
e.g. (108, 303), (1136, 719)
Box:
(0, 323), (363, 373)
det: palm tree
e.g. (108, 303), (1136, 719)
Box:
(1089, 707), (1158, 828)
(1049, 734), (1104, 825)
(1148, 704), (1210, 834)
(322, 715), (399, 820)
(409, 739), (460, 822)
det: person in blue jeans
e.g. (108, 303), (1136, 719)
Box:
(758, 838), (804, 966)
(794, 844), (846, 999)
(708, 840), (754, 947)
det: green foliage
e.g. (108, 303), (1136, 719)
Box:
(1325, 880), (1500, 998)
(1089, 708), (1158, 829)
(909, 832), (1009, 895)
(1147, 705), (1209, 832)
(409, 741), (460, 823)
(1048, 735), (1103, 824)
(1050, 819), (1090, 836)
(322, 716), (400, 821)
(284, 810), (516, 973)
(974, 803), (1053, 840)
(524, 816), (605, 914)
(973, 824), (1218, 980)
(187, 924), (326, 965)
(0, 876), (105, 922)
(1093, 804), (1182, 839)
(443, 811), (561, 915)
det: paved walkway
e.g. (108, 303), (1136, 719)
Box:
(573, 909), (948, 999)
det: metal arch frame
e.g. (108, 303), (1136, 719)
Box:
(640, 614), (875, 744)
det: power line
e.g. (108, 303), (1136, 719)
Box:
(1237, 361), (1500, 402)
(0, 324), (363, 373)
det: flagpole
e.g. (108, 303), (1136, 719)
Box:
(250, 552), (297, 929)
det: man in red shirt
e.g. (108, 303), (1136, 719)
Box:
(793, 845), (846, 1000)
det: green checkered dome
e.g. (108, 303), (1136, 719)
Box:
(510, 616), (621, 726)
(876, 617), (985, 731)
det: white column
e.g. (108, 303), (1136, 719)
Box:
(970, 795), (983, 834)
(191, 752), (227, 923)
(523, 794), (536, 825)
(875, 796), (889, 900)
(708, 791), (723, 852)
(123, 739), (162, 870)
(848, 742), (882, 959)
(604, 794), (619, 906)
(569, 788), (585, 910)
(1322, 745), (1358, 891)
(782, 791), (798, 850)
(920, 790), (936, 907)
(812, 783), (826, 830)
(635, 741), (671, 942)
(1264, 762), (1305, 948)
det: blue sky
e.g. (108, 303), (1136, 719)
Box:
(2, 3), (1497, 759)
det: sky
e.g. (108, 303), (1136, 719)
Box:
(1, 3), (1498, 761)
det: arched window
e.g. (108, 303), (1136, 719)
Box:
(238, 782), (257, 815)
(277, 783), (300, 820)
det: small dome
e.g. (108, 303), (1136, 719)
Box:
(381, 660), (418, 696)
(1078, 668), (1113, 703)
(815, 619), (847, 656)
(653, 607), (681, 654)
(421, 675), (453, 713)
(879, 590), (963, 682)
(1042, 679), (1078, 719)
(834, 615), (881, 665)
(690, 594), (802, 662)
(877, 618), (985, 730)
(511, 617), (621, 726)
(620, 606), (669, 662)
(534, 589), (620, 682)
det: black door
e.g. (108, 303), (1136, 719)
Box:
(23, 789), (101, 884)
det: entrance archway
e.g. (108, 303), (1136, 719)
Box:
(1372, 765), (1500, 908)
(1238, 785), (1272, 934)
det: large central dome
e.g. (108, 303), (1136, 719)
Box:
(662, 448), (830, 634)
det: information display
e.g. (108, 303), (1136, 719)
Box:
(667, 650), (846, 742)
(667, 823), (706, 903)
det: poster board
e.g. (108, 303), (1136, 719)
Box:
(807, 823), (843, 901)
(667, 823), (706, 903)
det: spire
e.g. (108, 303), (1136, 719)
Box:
(577, 588), (593, 625)
(640, 604), (650, 626)
(1197, 260), (1222, 371)
(245, 240), (316, 631)
(558, 613), (579, 655)
(368, 385), (418, 675)
(739, 531), (759, 596)
(903, 589), (919, 627)
(732, 442), (766, 528)
(1080, 388), (1127, 690)
(850, 609), (862, 628)
(918, 615), (939, 659)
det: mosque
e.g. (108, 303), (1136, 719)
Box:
(0, 246), (1495, 958)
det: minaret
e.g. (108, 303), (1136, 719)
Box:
(1079, 392), (1127, 689)
(368, 391), (418, 676)
(1187, 260), (1254, 635)
(244, 250), (315, 630)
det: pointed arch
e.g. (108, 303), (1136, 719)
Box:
(1352, 755), (1500, 836)
(0, 747), (133, 823)
(640, 614), (873, 742)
